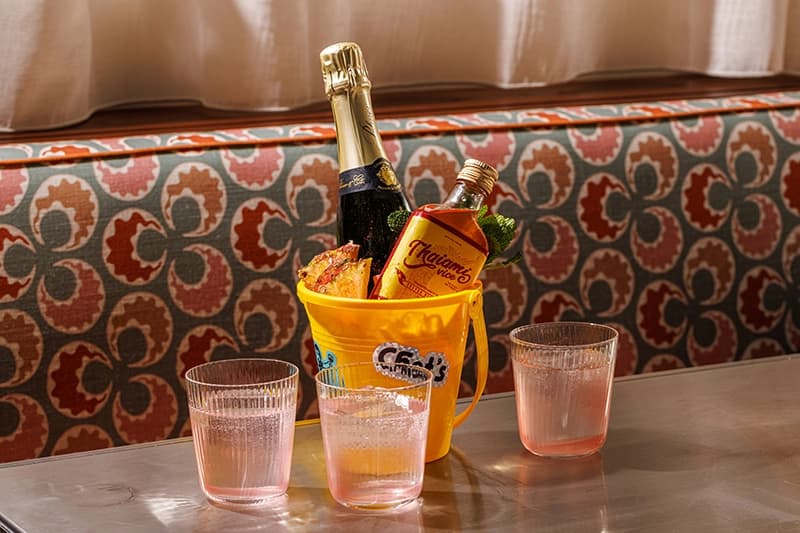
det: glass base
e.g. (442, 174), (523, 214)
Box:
(330, 479), (422, 511)
(204, 487), (287, 508)
(521, 433), (607, 458)
(525, 446), (601, 459)
(335, 496), (419, 512)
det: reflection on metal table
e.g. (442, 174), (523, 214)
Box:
(2, 355), (799, 532)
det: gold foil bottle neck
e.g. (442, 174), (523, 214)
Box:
(320, 42), (371, 97)
(457, 159), (499, 197)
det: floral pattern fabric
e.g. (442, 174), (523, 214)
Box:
(1, 91), (799, 461)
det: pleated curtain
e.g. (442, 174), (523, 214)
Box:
(0, 0), (797, 131)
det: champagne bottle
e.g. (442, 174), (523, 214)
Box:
(371, 159), (499, 299)
(320, 42), (411, 278)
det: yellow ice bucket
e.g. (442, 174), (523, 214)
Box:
(297, 282), (489, 462)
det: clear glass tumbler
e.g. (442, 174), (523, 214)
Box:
(316, 362), (433, 510)
(510, 322), (618, 458)
(185, 358), (298, 507)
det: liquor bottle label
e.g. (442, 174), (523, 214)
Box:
(373, 210), (487, 299)
(339, 157), (401, 196)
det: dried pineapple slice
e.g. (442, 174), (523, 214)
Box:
(298, 242), (359, 288)
(298, 243), (371, 298)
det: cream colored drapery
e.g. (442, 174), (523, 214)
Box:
(1, 0), (798, 132)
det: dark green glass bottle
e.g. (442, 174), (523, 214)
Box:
(320, 42), (411, 278)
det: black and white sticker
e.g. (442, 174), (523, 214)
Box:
(372, 342), (448, 387)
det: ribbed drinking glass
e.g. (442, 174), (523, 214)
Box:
(510, 322), (618, 458)
(185, 358), (298, 507)
(316, 362), (433, 510)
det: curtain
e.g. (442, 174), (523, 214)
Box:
(1, 0), (798, 132)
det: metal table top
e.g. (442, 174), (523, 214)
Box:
(2, 356), (800, 532)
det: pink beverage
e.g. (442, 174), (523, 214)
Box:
(513, 349), (613, 457)
(185, 359), (298, 506)
(189, 399), (295, 505)
(319, 392), (429, 509)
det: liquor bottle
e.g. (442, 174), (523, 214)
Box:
(371, 159), (499, 299)
(320, 42), (411, 278)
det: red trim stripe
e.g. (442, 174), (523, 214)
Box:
(2, 93), (799, 168)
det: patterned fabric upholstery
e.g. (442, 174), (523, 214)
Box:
(2, 91), (800, 462)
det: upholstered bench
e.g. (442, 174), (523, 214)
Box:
(2, 89), (799, 462)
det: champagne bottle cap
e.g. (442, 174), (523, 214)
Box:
(320, 42), (371, 97)
(457, 159), (499, 197)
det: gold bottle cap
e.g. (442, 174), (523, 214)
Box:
(320, 42), (371, 97)
(457, 159), (499, 197)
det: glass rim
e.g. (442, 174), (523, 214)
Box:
(510, 321), (619, 351)
(184, 357), (299, 388)
(314, 361), (434, 393)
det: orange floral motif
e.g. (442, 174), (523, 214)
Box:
(727, 123), (776, 187)
(0, 165), (28, 215)
(163, 163), (226, 236)
(580, 249), (633, 317)
(0, 394), (48, 462)
(406, 148), (460, 183)
(107, 292), (172, 367)
(52, 425), (113, 455)
(481, 265), (527, 329)
(518, 140), (574, 208)
(671, 115), (724, 156)
(176, 325), (237, 382)
(231, 198), (292, 271)
(626, 133), (678, 199)
(578, 173), (630, 241)
(609, 323), (637, 377)
(781, 157), (800, 216)
(0, 226), (35, 302)
(738, 267), (785, 333)
(532, 291), (582, 323)
(731, 194), (782, 260)
(525, 215), (579, 283)
(103, 209), (167, 284)
(683, 238), (735, 305)
(113, 374), (177, 444)
(637, 281), (687, 349)
(687, 311), (737, 366)
(41, 144), (95, 158)
(222, 145), (284, 191)
(630, 207), (683, 273)
(38, 260), (105, 334)
(568, 123), (622, 166)
(32, 176), (97, 250)
(682, 164), (731, 231)
(168, 245), (232, 318)
(286, 154), (337, 226)
(48, 342), (112, 418)
(0, 310), (42, 387)
(644, 355), (685, 373)
(234, 279), (297, 352)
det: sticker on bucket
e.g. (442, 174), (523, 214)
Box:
(314, 341), (337, 370)
(372, 342), (448, 387)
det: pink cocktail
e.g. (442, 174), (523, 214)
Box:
(510, 322), (617, 458)
(316, 362), (432, 510)
(185, 358), (298, 507)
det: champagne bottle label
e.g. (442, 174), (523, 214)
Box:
(339, 157), (401, 196)
(373, 210), (487, 299)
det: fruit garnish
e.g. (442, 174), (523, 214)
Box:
(298, 243), (372, 298)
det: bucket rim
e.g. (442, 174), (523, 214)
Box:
(296, 280), (482, 308)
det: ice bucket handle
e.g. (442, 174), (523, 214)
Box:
(452, 287), (489, 428)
